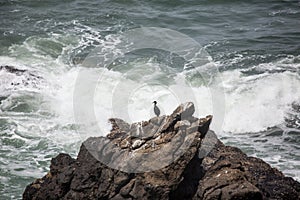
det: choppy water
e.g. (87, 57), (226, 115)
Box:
(1, 0), (300, 199)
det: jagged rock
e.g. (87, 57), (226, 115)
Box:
(23, 153), (76, 200)
(23, 102), (300, 200)
(194, 139), (300, 200)
(0, 65), (43, 91)
(0, 65), (27, 74)
(0, 65), (42, 79)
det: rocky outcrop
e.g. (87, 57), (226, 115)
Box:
(194, 140), (300, 200)
(0, 65), (42, 88)
(23, 102), (300, 200)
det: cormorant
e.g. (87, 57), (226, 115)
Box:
(153, 101), (160, 117)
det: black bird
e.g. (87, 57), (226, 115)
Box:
(153, 101), (160, 117)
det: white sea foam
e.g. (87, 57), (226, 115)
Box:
(6, 49), (296, 140)
(47, 63), (213, 140)
(2, 30), (300, 136)
(221, 69), (300, 133)
(1, 29), (300, 182)
(50, 60), (300, 136)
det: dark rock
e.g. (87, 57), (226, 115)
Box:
(194, 137), (300, 200)
(23, 153), (76, 200)
(23, 102), (300, 200)
(0, 65), (27, 74)
(0, 65), (43, 90)
(50, 153), (75, 175)
(0, 65), (42, 79)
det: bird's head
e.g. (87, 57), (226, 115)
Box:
(153, 101), (157, 105)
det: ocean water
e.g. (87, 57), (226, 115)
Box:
(1, 0), (300, 199)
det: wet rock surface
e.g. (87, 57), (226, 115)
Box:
(23, 103), (300, 200)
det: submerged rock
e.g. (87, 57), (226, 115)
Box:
(0, 65), (43, 90)
(23, 102), (300, 200)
